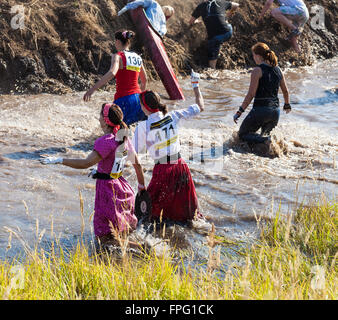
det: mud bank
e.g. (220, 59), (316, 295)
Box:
(0, 0), (337, 94)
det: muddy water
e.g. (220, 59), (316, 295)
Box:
(0, 58), (337, 260)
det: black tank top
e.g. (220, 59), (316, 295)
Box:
(253, 64), (282, 108)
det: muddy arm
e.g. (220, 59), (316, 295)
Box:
(61, 151), (102, 169)
(194, 87), (204, 112)
(240, 67), (261, 110)
(259, 0), (274, 20)
(83, 54), (120, 101)
(280, 73), (290, 106)
(131, 153), (146, 189)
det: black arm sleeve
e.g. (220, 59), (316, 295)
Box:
(192, 4), (202, 18)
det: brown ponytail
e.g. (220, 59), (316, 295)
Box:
(252, 42), (278, 67)
(141, 91), (168, 115)
(115, 29), (135, 46)
(101, 103), (128, 145)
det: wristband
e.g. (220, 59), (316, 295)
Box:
(138, 183), (145, 189)
(239, 106), (245, 113)
(283, 103), (291, 110)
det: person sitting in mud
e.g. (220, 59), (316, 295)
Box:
(189, 0), (239, 69)
(132, 70), (205, 224)
(259, 0), (309, 53)
(233, 42), (291, 154)
(83, 30), (148, 126)
(40, 103), (146, 248)
(118, 1), (175, 37)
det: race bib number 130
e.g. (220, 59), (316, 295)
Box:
(125, 51), (142, 72)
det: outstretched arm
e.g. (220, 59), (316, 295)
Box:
(191, 69), (204, 112)
(259, 0), (274, 20)
(41, 150), (102, 169)
(83, 54), (120, 101)
(193, 87), (204, 112)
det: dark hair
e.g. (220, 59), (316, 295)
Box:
(252, 42), (278, 67)
(142, 91), (168, 115)
(101, 103), (128, 145)
(114, 30), (135, 46)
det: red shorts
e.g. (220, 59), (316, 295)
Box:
(147, 158), (200, 222)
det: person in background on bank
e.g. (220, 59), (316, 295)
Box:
(234, 42), (291, 152)
(189, 0), (239, 69)
(118, 0), (175, 37)
(40, 103), (145, 246)
(259, 0), (309, 53)
(132, 70), (204, 223)
(83, 30), (147, 126)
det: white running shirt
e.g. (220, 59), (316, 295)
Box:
(132, 104), (201, 161)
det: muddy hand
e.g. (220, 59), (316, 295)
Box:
(283, 103), (292, 114)
(233, 111), (242, 124)
(83, 89), (93, 102)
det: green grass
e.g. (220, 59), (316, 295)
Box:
(0, 198), (337, 300)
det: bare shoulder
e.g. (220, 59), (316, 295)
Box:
(251, 67), (262, 77)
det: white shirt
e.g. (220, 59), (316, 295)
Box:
(132, 104), (201, 161)
(278, 0), (307, 9)
(124, 0), (167, 37)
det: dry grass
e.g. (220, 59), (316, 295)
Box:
(0, 196), (337, 300)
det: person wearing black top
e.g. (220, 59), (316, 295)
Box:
(233, 42), (291, 152)
(189, 0), (239, 69)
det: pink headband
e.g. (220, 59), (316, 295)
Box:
(103, 104), (120, 134)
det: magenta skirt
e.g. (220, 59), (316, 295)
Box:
(93, 176), (137, 237)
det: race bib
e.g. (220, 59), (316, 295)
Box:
(149, 116), (179, 158)
(125, 51), (142, 72)
(110, 149), (128, 178)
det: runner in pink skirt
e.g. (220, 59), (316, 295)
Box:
(40, 103), (145, 243)
(132, 70), (205, 222)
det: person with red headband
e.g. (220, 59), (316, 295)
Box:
(83, 30), (148, 126)
(132, 70), (205, 223)
(40, 104), (146, 246)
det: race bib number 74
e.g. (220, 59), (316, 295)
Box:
(111, 150), (128, 178)
(125, 51), (142, 72)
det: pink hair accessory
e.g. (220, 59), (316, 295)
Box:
(122, 31), (128, 39)
(103, 104), (120, 134)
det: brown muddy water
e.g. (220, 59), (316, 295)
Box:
(0, 58), (337, 262)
